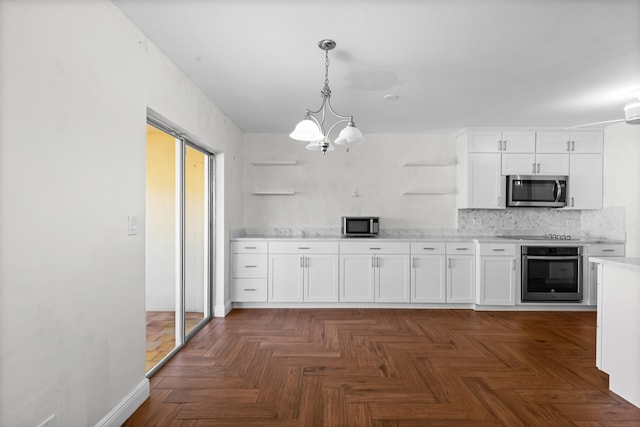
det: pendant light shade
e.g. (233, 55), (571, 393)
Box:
(305, 140), (335, 152)
(334, 122), (365, 145)
(289, 118), (324, 141)
(289, 39), (364, 154)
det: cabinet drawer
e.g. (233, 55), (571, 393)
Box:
(232, 279), (267, 302)
(268, 240), (338, 254)
(410, 242), (446, 254)
(232, 254), (267, 278)
(340, 241), (410, 254)
(479, 243), (516, 256)
(446, 242), (476, 254)
(231, 241), (267, 253)
(590, 244), (625, 257)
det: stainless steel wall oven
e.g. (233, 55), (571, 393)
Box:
(521, 246), (583, 302)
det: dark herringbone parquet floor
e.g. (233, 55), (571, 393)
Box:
(124, 309), (640, 426)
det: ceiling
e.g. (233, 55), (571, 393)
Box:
(113, 0), (640, 135)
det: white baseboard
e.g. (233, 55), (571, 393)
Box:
(214, 301), (232, 317)
(95, 378), (149, 427)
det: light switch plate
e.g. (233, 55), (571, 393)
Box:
(128, 214), (138, 236)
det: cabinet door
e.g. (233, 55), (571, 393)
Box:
(340, 255), (375, 302)
(502, 153), (536, 175)
(467, 153), (505, 208)
(376, 255), (411, 302)
(411, 255), (446, 303)
(447, 255), (475, 303)
(536, 131), (572, 153)
(501, 131), (536, 153)
(570, 131), (603, 153)
(467, 131), (503, 152)
(305, 254), (339, 302)
(268, 254), (304, 302)
(568, 154), (603, 209)
(478, 256), (516, 306)
(536, 153), (569, 175)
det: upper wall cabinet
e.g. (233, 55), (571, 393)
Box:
(467, 130), (536, 153)
(536, 130), (604, 154)
(457, 128), (604, 210)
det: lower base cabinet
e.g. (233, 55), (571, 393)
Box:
(446, 242), (476, 303)
(477, 243), (517, 306)
(268, 241), (339, 303)
(339, 242), (410, 302)
(411, 242), (446, 303)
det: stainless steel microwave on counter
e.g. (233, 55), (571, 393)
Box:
(341, 216), (379, 237)
(507, 175), (568, 208)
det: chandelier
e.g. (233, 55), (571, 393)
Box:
(289, 39), (365, 154)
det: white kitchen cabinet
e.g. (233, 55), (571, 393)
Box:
(231, 240), (268, 302)
(463, 153), (505, 209)
(567, 154), (603, 209)
(268, 253), (304, 302)
(587, 244), (625, 307)
(536, 130), (603, 154)
(501, 153), (569, 176)
(340, 254), (375, 302)
(466, 130), (536, 153)
(268, 241), (339, 303)
(411, 242), (446, 303)
(477, 243), (516, 306)
(446, 243), (476, 303)
(339, 241), (410, 303)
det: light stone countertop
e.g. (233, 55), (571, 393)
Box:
(589, 257), (640, 271)
(232, 235), (623, 244)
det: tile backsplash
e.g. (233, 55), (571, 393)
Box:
(458, 207), (625, 240)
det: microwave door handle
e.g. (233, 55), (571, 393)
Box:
(555, 180), (562, 203)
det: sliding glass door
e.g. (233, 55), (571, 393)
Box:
(145, 121), (214, 374)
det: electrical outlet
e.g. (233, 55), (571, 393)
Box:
(473, 219), (482, 225)
(37, 414), (56, 427)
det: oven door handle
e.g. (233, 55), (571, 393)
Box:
(523, 255), (580, 261)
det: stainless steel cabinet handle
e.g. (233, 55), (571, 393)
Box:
(243, 288), (257, 291)
(498, 140), (502, 151)
(244, 265), (257, 268)
(298, 247), (310, 250)
(493, 248), (505, 252)
(571, 140), (575, 151)
(244, 246), (257, 249)
(537, 163), (541, 174)
(532, 163), (536, 174)
(571, 196), (575, 207)
(566, 141), (571, 151)
(369, 247), (381, 250)
(300, 257), (304, 267)
(602, 249), (615, 252)
(503, 140), (507, 151)
(456, 248), (468, 251)
(423, 247), (436, 250)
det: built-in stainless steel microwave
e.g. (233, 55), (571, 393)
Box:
(341, 216), (379, 237)
(507, 175), (568, 208)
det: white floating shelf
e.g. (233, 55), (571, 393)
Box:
(402, 161), (452, 167)
(251, 160), (298, 166)
(251, 191), (296, 196)
(401, 191), (454, 195)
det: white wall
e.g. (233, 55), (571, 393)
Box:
(604, 123), (640, 256)
(243, 134), (457, 232)
(0, 1), (244, 426)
